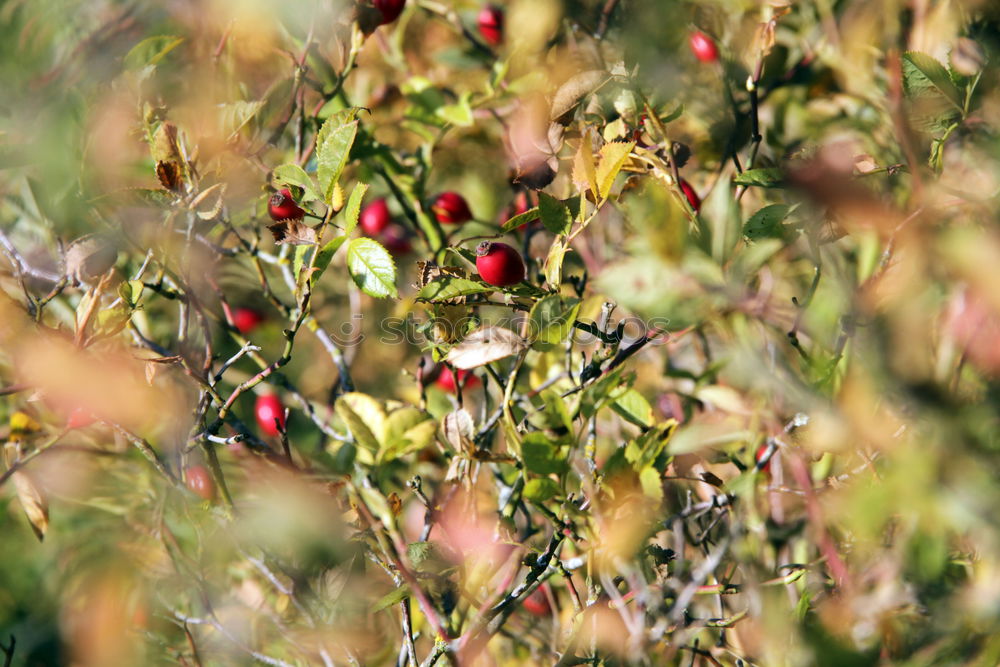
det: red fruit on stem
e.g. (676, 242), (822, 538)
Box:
(360, 198), (392, 235)
(66, 407), (95, 429)
(476, 241), (525, 287)
(255, 393), (286, 436)
(755, 444), (772, 474)
(374, 0), (406, 24)
(381, 223), (413, 256)
(432, 192), (473, 225)
(522, 585), (551, 616)
(513, 190), (531, 216)
(185, 465), (216, 501)
(268, 188), (306, 221)
(436, 367), (478, 393)
(232, 307), (264, 334)
(478, 5), (504, 47)
(689, 31), (719, 63)
(679, 179), (701, 212)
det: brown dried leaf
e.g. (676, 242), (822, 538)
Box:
(13, 470), (48, 541)
(442, 409), (475, 453)
(445, 326), (527, 369)
(155, 160), (183, 192)
(268, 219), (318, 245)
(65, 234), (118, 286)
(414, 262), (467, 290)
(550, 70), (608, 123)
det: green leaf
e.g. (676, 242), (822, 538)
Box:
(220, 101), (264, 140)
(500, 207), (540, 233)
(380, 407), (437, 463)
(596, 141), (635, 200)
(124, 35), (184, 70)
(118, 280), (144, 308)
(335, 392), (386, 450)
(407, 542), (433, 567)
(699, 173), (741, 263)
(437, 93), (474, 127)
(743, 204), (790, 240)
(528, 294), (581, 351)
(346, 238), (397, 298)
(524, 478), (561, 503)
(272, 164), (320, 203)
(342, 182), (369, 236)
(522, 432), (568, 475)
(902, 51), (964, 111)
(612, 388), (653, 428)
(538, 193), (573, 235)
(313, 236), (348, 284)
(372, 586), (410, 612)
(316, 120), (359, 204)
(732, 168), (784, 188)
(417, 276), (493, 302)
(639, 467), (664, 501)
(293, 245), (313, 281)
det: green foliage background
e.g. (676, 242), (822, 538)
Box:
(2, 0), (1000, 665)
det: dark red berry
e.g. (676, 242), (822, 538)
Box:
(478, 5), (504, 47)
(689, 31), (718, 63)
(66, 407), (95, 429)
(232, 307), (264, 334)
(380, 223), (413, 256)
(476, 241), (525, 287)
(185, 465), (216, 501)
(679, 179), (701, 212)
(255, 393), (286, 436)
(374, 0), (406, 24)
(432, 192), (473, 225)
(360, 198), (392, 235)
(268, 188), (306, 221)
(522, 585), (551, 616)
(436, 367), (478, 393)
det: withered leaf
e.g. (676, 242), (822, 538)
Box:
(445, 326), (527, 369)
(414, 261), (467, 289)
(156, 160), (184, 192)
(268, 219), (318, 245)
(550, 70), (609, 123)
(442, 409), (475, 453)
(65, 234), (118, 286)
(13, 470), (48, 541)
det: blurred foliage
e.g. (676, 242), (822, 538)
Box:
(3, 0), (1000, 665)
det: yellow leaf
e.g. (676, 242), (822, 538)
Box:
(596, 141), (635, 200)
(13, 470), (48, 541)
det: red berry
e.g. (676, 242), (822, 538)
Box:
(232, 307), (264, 334)
(478, 5), (504, 47)
(679, 179), (701, 212)
(755, 444), (772, 474)
(185, 465), (216, 501)
(476, 241), (525, 287)
(513, 190), (531, 216)
(360, 198), (392, 235)
(689, 31), (719, 63)
(268, 188), (306, 221)
(436, 367), (478, 393)
(522, 585), (551, 617)
(380, 223), (413, 256)
(255, 393), (286, 436)
(432, 192), (473, 225)
(374, 0), (406, 24)
(66, 407), (95, 429)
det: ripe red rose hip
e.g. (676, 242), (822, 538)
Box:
(360, 198), (392, 235)
(432, 192), (473, 225)
(679, 179), (701, 212)
(380, 223), (413, 256)
(268, 188), (306, 221)
(66, 407), (96, 429)
(478, 5), (504, 47)
(232, 307), (264, 334)
(755, 444), (772, 474)
(255, 393), (286, 436)
(522, 585), (551, 617)
(476, 241), (525, 287)
(374, 0), (406, 24)
(436, 367), (478, 393)
(185, 465), (216, 501)
(689, 31), (719, 63)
